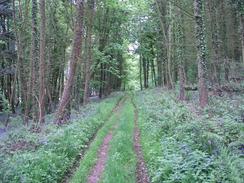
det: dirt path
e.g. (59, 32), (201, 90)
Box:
(87, 132), (113, 183)
(62, 96), (126, 183)
(86, 97), (127, 183)
(133, 104), (150, 183)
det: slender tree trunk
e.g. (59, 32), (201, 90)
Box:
(194, 0), (208, 108)
(24, 0), (38, 124)
(179, 66), (186, 100)
(146, 59), (149, 88)
(83, 0), (95, 105)
(175, 5), (186, 101)
(156, 48), (163, 87)
(240, 14), (244, 64)
(207, 0), (220, 85)
(220, 0), (229, 82)
(151, 59), (157, 87)
(55, 0), (84, 124)
(167, 1), (173, 89)
(12, 0), (28, 115)
(39, 0), (46, 124)
(139, 54), (143, 90)
(142, 57), (147, 88)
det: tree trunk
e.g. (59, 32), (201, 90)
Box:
(24, 0), (38, 124)
(12, 0), (28, 115)
(194, 0), (209, 108)
(220, 0), (229, 82)
(240, 14), (244, 64)
(55, 0), (84, 124)
(39, 0), (46, 124)
(83, 0), (95, 105)
(207, 0), (220, 85)
(167, 1), (173, 89)
(179, 66), (186, 100)
(175, 5), (186, 101)
(139, 54), (143, 90)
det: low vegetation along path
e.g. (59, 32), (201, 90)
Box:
(69, 95), (150, 183)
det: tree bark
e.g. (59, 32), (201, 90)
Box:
(220, 0), (229, 82)
(179, 66), (186, 100)
(207, 0), (220, 85)
(194, 0), (209, 108)
(175, 5), (186, 101)
(39, 0), (46, 124)
(12, 0), (29, 115)
(55, 0), (84, 124)
(83, 0), (95, 105)
(240, 14), (244, 64)
(139, 54), (143, 90)
(167, 1), (173, 89)
(24, 0), (38, 124)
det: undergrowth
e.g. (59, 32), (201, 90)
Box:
(0, 94), (123, 183)
(135, 88), (244, 183)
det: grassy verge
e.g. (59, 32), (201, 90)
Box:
(135, 88), (244, 183)
(70, 97), (126, 183)
(0, 94), (123, 183)
(100, 99), (136, 183)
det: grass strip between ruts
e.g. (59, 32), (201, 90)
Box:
(70, 97), (127, 183)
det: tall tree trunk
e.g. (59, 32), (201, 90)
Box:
(240, 14), (244, 64)
(151, 59), (157, 87)
(146, 59), (149, 88)
(39, 0), (46, 124)
(179, 66), (186, 100)
(142, 56), (147, 88)
(175, 5), (186, 101)
(167, 1), (173, 89)
(194, 0), (208, 108)
(220, 0), (229, 82)
(12, 0), (28, 115)
(24, 0), (38, 124)
(156, 47), (163, 87)
(55, 0), (84, 124)
(207, 0), (220, 85)
(139, 54), (143, 90)
(83, 0), (95, 105)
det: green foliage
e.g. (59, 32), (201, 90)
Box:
(136, 89), (244, 183)
(0, 95), (122, 183)
(0, 90), (10, 113)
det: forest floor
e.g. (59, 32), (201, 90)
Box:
(0, 89), (243, 183)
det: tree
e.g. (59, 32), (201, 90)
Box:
(83, 0), (96, 105)
(24, 0), (38, 124)
(194, 0), (208, 107)
(55, 0), (84, 124)
(175, 3), (186, 101)
(39, 0), (46, 123)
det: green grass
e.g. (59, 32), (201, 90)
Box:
(0, 94), (123, 183)
(70, 97), (126, 183)
(100, 99), (136, 183)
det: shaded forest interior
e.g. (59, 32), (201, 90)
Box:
(0, 1), (244, 183)
(0, 0), (244, 125)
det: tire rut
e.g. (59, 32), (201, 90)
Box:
(133, 102), (150, 183)
(62, 96), (126, 183)
(86, 96), (127, 183)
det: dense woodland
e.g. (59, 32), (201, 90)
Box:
(0, 0), (244, 123)
(0, 0), (244, 182)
